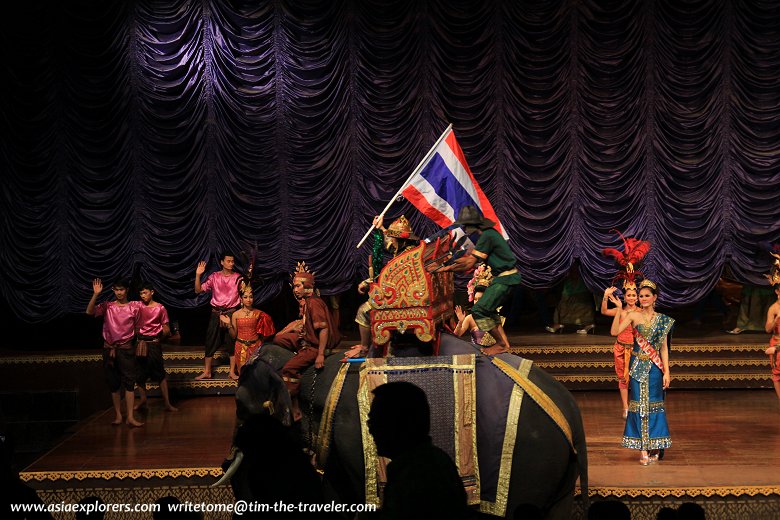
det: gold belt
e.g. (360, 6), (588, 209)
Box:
(631, 352), (650, 361)
(497, 268), (518, 277)
(616, 341), (633, 348)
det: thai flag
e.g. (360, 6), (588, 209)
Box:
(401, 127), (508, 240)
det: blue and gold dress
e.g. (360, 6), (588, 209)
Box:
(622, 313), (674, 451)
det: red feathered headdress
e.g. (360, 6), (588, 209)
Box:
(602, 229), (651, 290)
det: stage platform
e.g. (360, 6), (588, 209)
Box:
(3, 328), (778, 518)
(15, 388), (780, 519)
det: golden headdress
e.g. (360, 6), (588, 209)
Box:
(291, 261), (316, 295)
(602, 229), (651, 291)
(467, 265), (493, 302)
(639, 278), (657, 291)
(385, 215), (419, 241)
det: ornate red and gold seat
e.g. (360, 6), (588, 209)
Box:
(368, 235), (454, 354)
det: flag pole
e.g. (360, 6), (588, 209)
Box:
(355, 123), (453, 249)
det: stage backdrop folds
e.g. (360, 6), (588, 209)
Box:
(1, 0), (779, 322)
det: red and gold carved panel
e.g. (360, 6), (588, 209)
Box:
(369, 236), (454, 346)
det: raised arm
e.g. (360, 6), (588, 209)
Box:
(600, 286), (618, 317)
(194, 261), (206, 294)
(453, 305), (475, 337)
(86, 278), (102, 315)
(608, 294), (634, 336)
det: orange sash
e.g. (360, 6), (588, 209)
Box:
(635, 330), (664, 372)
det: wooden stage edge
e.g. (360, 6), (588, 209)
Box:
(19, 389), (780, 500)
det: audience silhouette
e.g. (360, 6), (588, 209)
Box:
(368, 381), (471, 520)
(587, 499), (631, 520)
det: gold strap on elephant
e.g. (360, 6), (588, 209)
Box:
(491, 357), (576, 454)
(315, 362), (350, 469)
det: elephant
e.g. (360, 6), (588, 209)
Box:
(220, 333), (588, 519)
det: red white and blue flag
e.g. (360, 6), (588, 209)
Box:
(401, 127), (508, 240)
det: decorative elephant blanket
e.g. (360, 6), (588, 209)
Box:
(315, 350), (538, 517)
(357, 354), (479, 507)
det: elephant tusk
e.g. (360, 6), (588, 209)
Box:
(211, 450), (244, 488)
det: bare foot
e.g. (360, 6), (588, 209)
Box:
(194, 372), (212, 381)
(126, 417), (144, 427)
(481, 345), (509, 356)
(111, 416), (123, 425)
(228, 372), (239, 381)
(165, 404), (179, 412)
(133, 399), (147, 411)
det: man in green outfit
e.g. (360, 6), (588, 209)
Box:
(438, 205), (520, 355)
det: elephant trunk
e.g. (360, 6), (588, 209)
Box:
(211, 449), (244, 488)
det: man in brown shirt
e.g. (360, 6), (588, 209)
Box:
(275, 262), (339, 421)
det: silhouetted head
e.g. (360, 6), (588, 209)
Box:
(368, 382), (430, 458)
(676, 502), (705, 520)
(587, 499), (630, 520)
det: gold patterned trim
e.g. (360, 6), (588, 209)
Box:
(164, 366), (231, 374)
(358, 364), (386, 506)
(552, 373), (773, 383)
(452, 354), (480, 505)
(144, 380), (237, 390)
(578, 486), (780, 498)
(491, 357), (575, 452)
(533, 359), (768, 369)
(316, 363), (350, 468)
(0, 350), (222, 365)
(510, 344), (768, 355)
(20, 467), (224, 482)
(480, 357), (531, 517)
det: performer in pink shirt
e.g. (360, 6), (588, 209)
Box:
(86, 278), (144, 427)
(134, 282), (178, 412)
(194, 251), (242, 380)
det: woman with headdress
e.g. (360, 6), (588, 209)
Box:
(762, 252), (780, 402)
(228, 277), (275, 380)
(601, 232), (651, 418)
(608, 278), (673, 465)
(453, 265), (500, 352)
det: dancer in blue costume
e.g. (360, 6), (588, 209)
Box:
(608, 278), (674, 466)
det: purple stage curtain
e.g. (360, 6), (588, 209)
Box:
(1, 0), (779, 322)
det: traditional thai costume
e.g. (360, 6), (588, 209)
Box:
(136, 303), (170, 386)
(201, 270), (241, 358)
(603, 231), (651, 393)
(622, 311), (674, 451)
(234, 309), (275, 368)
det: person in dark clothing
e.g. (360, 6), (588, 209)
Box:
(367, 381), (471, 520)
